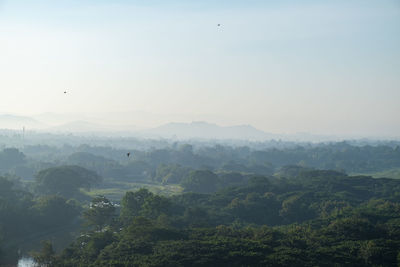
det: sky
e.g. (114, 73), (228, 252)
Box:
(0, 0), (399, 137)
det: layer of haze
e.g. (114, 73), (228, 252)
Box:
(1, 0), (399, 137)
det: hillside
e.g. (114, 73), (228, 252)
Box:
(0, 114), (46, 130)
(143, 121), (276, 140)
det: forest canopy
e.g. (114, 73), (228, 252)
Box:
(0, 140), (400, 266)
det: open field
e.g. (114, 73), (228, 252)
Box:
(352, 168), (400, 180)
(83, 181), (183, 202)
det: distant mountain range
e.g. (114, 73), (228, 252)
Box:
(0, 113), (351, 141)
(46, 120), (275, 140)
(0, 114), (275, 140)
(141, 121), (277, 140)
(0, 114), (46, 130)
(47, 121), (117, 133)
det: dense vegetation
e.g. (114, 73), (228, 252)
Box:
(0, 176), (81, 265)
(2, 141), (400, 183)
(45, 170), (400, 266)
(0, 140), (400, 266)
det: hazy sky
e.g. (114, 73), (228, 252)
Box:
(1, 0), (399, 137)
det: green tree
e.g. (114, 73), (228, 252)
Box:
(181, 170), (218, 193)
(33, 195), (81, 227)
(0, 148), (26, 171)
(120, 188), (173, 223)
(155, 164), (191, 184)
(31, 240), (55, 267)
(83, 196), (115, 231)
(34, 165), (101, 198)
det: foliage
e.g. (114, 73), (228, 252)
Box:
(50, 169), (400, 266)
(0, 148), (26, 171)
(3, 141), (400, 265)
(181, 170), (218, 193)
(121, 189), (172, 224)
(83, 196), (116, 231)
(0, 176), (81, 265)
(31, 240), (55, 267)
(155, 163), (192, 184)
(32, 195), (81, 227)
(34, 165), (101, 198)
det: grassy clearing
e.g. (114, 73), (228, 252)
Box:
(82, 181), (183, 202)
(351, 168), (400, 180)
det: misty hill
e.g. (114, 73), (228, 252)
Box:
(0, 114), (46, 130)
(46, 121), (107, 133)
(142, 121), (276, 140)
(47, 121), (118, 133)
(46, 120), (140, 134)
(33, 112), (91, 125)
